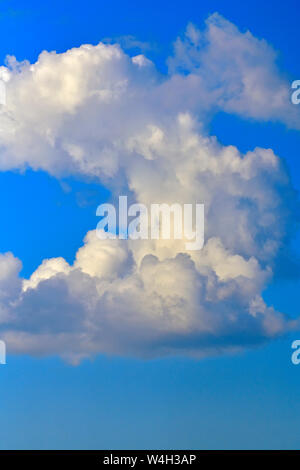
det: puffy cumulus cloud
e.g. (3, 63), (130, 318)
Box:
(0, 43), (158, 178)
(0, 14), (298, 362)
(0, 227), (296, 363)
(0, 123), (298, 362)
(0, 13), (298, 181)
(167, 13), (300, 127)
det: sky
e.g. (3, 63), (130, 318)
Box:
(0, 0), (300, 450)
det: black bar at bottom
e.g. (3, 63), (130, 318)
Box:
(0, 449), (298, 465)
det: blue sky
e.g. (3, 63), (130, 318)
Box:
(0, 0), (300, 450)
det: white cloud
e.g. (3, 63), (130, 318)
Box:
(167, 13), (300, 127)
(0, 14), (298, 362)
